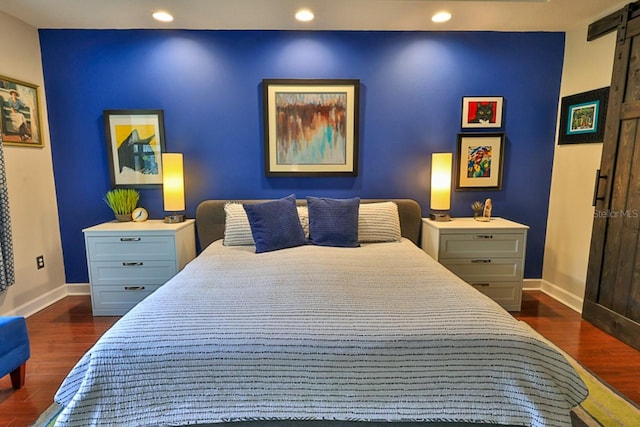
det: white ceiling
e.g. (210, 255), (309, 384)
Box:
(0, 0), (626, 33)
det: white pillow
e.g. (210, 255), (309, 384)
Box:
(358, 201), (401, 242)
(223, 203), (254, 246)
(223, 202), (310, 245)
(297, 205), (310, 239)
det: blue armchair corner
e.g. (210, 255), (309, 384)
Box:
(0, 316), (30, 389)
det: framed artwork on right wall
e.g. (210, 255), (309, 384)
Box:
(558, 87), (609, 144)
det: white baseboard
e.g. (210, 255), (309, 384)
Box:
(67, 283), (90, 295)
(539, 279), (584, 313)
(4, 285), (68, 318)
(4, 283), (91, 317)
(523, 278), (542, 291)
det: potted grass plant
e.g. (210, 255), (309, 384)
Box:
(104, 188), (140, 221)
(471, 200), (484, 219)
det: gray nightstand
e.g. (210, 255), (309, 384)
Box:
(83, 219), (196, 316)
(421, 217), (529, 311)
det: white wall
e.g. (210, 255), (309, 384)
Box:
(542, 5), (623, 311)
(0, 11), (67, 316)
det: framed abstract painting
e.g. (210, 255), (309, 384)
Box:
(104, 110), (167, 187)
(262, 79), (360, 177)
(455, 133), (505, 190)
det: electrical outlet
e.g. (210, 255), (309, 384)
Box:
(36, 255), (45, 269)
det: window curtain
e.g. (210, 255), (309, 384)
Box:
(0, 138), (14, 294)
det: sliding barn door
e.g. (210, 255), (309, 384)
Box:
(584, 3), (640, 351)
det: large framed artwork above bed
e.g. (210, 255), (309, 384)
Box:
(262, 79), (360, 177)
(53, 197), (587, 427)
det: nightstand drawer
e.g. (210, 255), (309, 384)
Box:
(470, 282), (522, 311)
(86, 236), (176, 262)
(89, 260), (177, 286)
(469, 281), (522, 311)
(91, 284), (163, 316)
(441, 258), (523, 282)
(439, 233), (525, 258)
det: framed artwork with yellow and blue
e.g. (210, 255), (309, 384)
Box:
(104, 109), (166, 187)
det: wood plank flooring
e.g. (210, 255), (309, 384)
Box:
(1, 291), (639, 426)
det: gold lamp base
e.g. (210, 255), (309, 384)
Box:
(164, 214), (185, 223)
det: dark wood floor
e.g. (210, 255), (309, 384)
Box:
(1, 291), (639, 426)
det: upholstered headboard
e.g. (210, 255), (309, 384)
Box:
(195, 199), (422, 250)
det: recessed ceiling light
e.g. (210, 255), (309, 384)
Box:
(152, 11), (174, 22)
(431, 11), (452, 23)
(295, 9), (314, 22)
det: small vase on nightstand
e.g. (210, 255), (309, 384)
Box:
(115, 213), (132, 222)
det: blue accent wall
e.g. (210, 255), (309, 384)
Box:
(39, 30), (564, 283)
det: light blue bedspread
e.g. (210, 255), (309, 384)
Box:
(54, 239), (587, 426)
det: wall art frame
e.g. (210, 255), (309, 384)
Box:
(262, 78), (360, 177)
(558, 87), (609, 144)
(455, 132), (505, 190)
(0, 75), (43, 148)
(104, 109), (167, 187)
(461, 96), (504, 129)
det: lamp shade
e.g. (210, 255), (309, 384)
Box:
(162, 153), (185, 212)
(430, 152), (452, 211)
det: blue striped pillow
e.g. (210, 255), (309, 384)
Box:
(307, 196), (360, 247)
(243, 195), (306, 253)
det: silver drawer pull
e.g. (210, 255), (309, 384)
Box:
(471, 259), (492, 263)
(474, 235), (494, 239)
(122, 262), (144, 266)
(120, 237), (141, 242)
(471, 283), (490, 287)
(124, 286), (146, 291)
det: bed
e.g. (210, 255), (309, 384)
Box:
(53, 198), (587, 427)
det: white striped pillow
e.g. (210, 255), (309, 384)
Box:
(297, 205), (310, 239)
(223, 203), (254, 245)
(223, 203), (310, 245)
(358, 201), (401, 242)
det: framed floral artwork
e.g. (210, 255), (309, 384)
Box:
(456, 133), (505, 190)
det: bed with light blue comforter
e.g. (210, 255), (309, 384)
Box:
(54, 239), (587, 427)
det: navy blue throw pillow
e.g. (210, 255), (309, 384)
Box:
(243, 195), (306, 253)
(307, 196), (360, 247)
